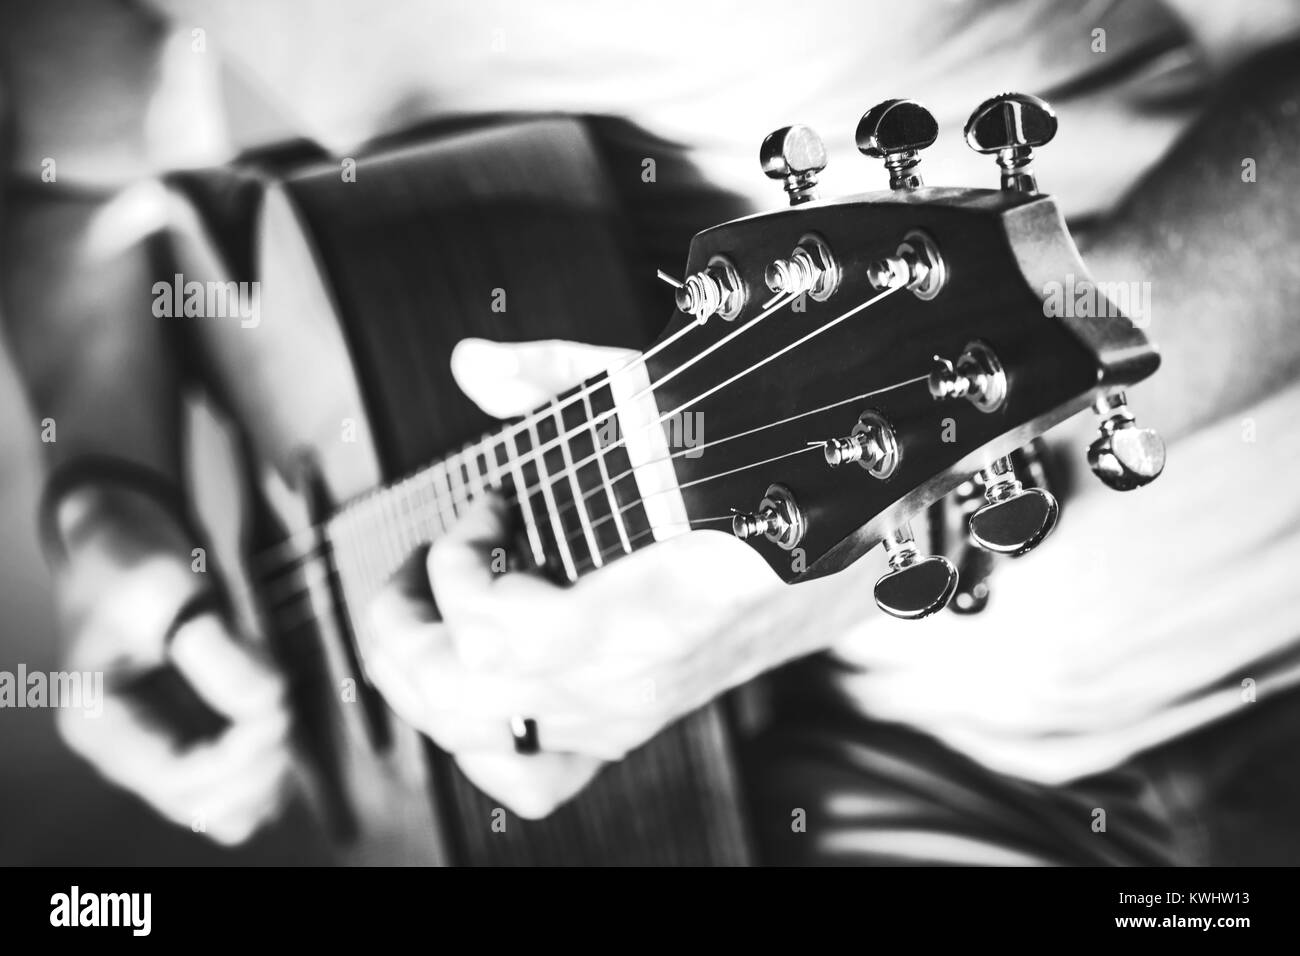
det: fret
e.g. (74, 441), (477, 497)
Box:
(464, 440), (486, 498)
(394, 480), (412, 554)
(424, 471), (440, 539)
(483, 436), (502, 489)
(525, 410), (579, 582)
(585, 377), (655, 553)
(581, 381), (632, 556)
(410, 481), (425, 546)
(380, 488), (401, 572)
(555, 382), (620, 568)
(446, 449), (466, 516)
(413, 476), (433, 544)
(395, 483), (413, 559)
(551, 398), (605, 567)
(459, 456), (474, 503)
(502, 427), (547, 568)
(537, 396), (599, 575)
(430, 460), (456, 529)
(416, 473), (438, 538)
(410, 479), (426, 551)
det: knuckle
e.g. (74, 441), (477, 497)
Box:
(506, 787), (562, 821)
(206, 818), (256, 846)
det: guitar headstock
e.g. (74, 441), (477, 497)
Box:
(650, 94), (1164, 619)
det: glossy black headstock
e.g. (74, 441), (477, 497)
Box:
(648, 97), (1161, 614)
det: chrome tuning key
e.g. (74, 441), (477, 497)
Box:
(856, 99), (939, 190)
(874, 524), (958, 620)
(1087, 392), (1166, 491)
(675, 255), (746, 323)
(732, 484), (807, 550)
(964, 92), (1057, 193)
(823, 411), (900, 479)
(929, 341), (1007, 412)
(760, 125), (827, 205)
(765, 234), (841, 301)
(866, 230), (947, 300)
(968, 456), (1059, 555)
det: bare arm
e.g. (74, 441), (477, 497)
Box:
(0, 0), (181, 481)
(1078, 38), (1300, 442)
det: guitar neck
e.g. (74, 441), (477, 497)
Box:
(326, 369), (683, 604)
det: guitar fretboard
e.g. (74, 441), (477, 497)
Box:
(326, 371), (675, 626)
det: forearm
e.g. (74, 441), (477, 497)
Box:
(1078, 38), (1300, 442)
(2, 188), (183, 482)
(0, 0), (182, 515)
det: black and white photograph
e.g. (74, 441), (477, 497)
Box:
(0, 0), (1296, 931)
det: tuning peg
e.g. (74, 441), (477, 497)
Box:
(760, 125), (827, 205)
(1087, 392), (1166, 491)
(675, 255), (746, 324)
(963, 92), (1057, 193)
(856, 99), (938, 190)
(967, 456), (1059, 556)
(928, 341), (1007, 412)
(874, 524), (958, 620)
(732, 484), (807, 550)
(822, 411), (900, 477)
(765, 234), (841, 301)
(865, 229), (947, 300)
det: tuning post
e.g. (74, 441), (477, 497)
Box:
(964, 92), (1058, 193)
(968, 455), (1059, 555)
(856, 99), (939, 190)
(874, 523), (958, 620)
(765, 233), (841, 302)
(866, 229), (947, 300)
(731, 484), (807, 550)
(675, 255), (747, 323)
(929, 341), (1007, 413)
(760, 125), (828, 205)
(1087, 391), (1166, 491)
(823, 410), (900, 479)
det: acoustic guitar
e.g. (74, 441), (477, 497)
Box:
(150, 94), (1163, 865)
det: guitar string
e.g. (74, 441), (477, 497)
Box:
(488, 283), (897, 525)
(266, 442), (820, 607)
(258, 283), (899, 580)
(262, 369), (929, 594)
(250, 308), (707, 566)
(260, 365), (928, 613)
(265, 516), (735, 634)
(263, 443), (811, 623)
(424, 282), (892, 517)
(251, 287), (794, 572)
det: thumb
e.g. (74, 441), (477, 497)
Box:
(450, 338), (638, 419)
(169, 614), (286, 720)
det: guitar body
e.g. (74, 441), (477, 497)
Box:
(169, 117), (755, 865)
